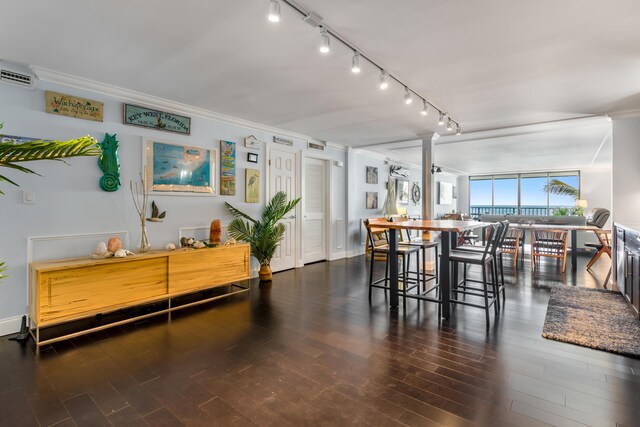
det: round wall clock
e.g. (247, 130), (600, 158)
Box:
(411, 183), (421, 204)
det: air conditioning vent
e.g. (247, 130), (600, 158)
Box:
(1, 69), (35, 89)
(308, 142), (325, 151)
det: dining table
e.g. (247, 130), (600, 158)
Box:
(368, 219), (490, 319)
(506, 223), (600, 272)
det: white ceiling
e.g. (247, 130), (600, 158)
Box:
(380, 117), (612, 174)
(1, 0), (639, 147)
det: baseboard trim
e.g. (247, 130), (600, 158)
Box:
(329, 251), (346, 261)
(0, 315), (24, 337)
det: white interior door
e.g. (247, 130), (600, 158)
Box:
(269, 147), (298, 272)
(303, 157), (327, 264)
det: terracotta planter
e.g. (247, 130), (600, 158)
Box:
(259, 264), (272, 281)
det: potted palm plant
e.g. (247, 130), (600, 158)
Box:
(0, 122), (102, 280)
(226, 191), (300, 281)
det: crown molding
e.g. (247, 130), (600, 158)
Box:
(610, 108), (640, 120)
(325, 141), (347, 152)
(30, 66), (322, 144)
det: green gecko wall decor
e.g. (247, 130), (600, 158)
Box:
(97, 133), (121, 191)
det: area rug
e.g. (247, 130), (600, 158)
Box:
(542, 287), (640, 358)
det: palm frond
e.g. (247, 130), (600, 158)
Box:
(543, 179), (578, 198)
(225, 191), (300, 265)
(225, 202), (258, 224)
(0, 259), (7, 281)
(0, 126), (101, 192)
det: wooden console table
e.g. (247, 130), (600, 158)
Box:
(29, 243), (250, 345)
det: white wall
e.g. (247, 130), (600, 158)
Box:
(434, 173), (460, 218)
(345, 149), (422, 257)
(0, 80), (347, 335)
(612, 117), (640, 227)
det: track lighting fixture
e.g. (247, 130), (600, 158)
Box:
(404, 87), (413, 105)
(456, 126), (462, 135)
(605, 114), (612, 122)
(379, 70), (388, 90)
(268, 1), (460, 131)
(319, 28), (330, 53)
(421, 100), (428, 116)
(431, 164), (443, 174)
(268, 0), (281, 22)
(351, 52), (361, 73)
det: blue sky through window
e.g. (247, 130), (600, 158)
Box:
(470, 173), (579, 213)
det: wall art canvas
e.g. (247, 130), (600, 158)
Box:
(145, 140), (214, 194)
(396, 179), (409, 205)
(45, 91), (104, 122)
(220, 140), (236, 195)
(366, 192), (378, 210)
(439, 181), (453, 205)
(245, 168), (260, 203)
(366, 166), (378, 184)
(124, 104), (191, 135)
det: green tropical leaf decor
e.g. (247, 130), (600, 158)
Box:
(226, 191), (300, 281)
(0, 122), (102, 280)
(543, 179), (579, 198)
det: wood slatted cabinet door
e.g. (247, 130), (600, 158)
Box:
(38, 258), (168, 325)
(168, 244), (250, 294)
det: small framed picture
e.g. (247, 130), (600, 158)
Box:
(247, 152), (258, 163)
(366, 166), (378, 184)
(366, 192), (378, 209)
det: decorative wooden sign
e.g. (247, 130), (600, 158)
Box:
(273, 136), (293, 146)
(220, 140), (236, 195)
(244, 135), (260, 148)
(45, 91), (104, 122)
(123, 104), (191, 135)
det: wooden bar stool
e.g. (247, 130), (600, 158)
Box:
(364, 220), (421, 310)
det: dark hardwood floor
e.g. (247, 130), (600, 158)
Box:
(1, 251), (637, 427)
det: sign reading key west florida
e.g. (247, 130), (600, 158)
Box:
(45, 91), (104, 122)
(123, 104), (191, 135)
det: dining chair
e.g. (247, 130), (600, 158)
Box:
(363, 219), (421, 310)
(586, 229), (612, 283)
(531, 229), (569, 273)
(501, 228), (522, 265)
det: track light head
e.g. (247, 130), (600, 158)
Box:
(404, 87), (413, 105)
(319, 28), (330, 53)
(456, 126), (462, 135)
(438, 112), (445, 126)
(351, 52), (361, 73)
(431, 164), (443, 174)
(379, 70), (388, 90)
(268, 0), (281, 22)
(446, 119), (453, 131)
(421, 100), (428, 116)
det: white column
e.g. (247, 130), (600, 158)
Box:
(421, 134), (436, 220)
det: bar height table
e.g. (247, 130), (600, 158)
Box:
(368, 219), (490, 319)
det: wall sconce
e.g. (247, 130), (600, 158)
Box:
(431, 164), (443, 174)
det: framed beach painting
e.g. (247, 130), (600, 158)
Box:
(245, 168), (260, 203)
(144, 140), (215, 195)
(396, 179), (409, 205)
(220, 140), (236, 195)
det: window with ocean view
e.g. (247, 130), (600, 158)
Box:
(469, 171), (580, 218)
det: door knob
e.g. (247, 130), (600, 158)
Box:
(288, 215), (296, 219)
